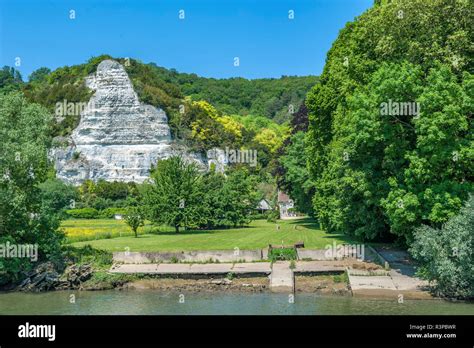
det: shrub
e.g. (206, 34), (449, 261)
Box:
(91, 197), (112, 211)
(410, 195), (474, 300)
(62, 245), (113, 269)
(39, 178), (78, 219)
(249, 210), (275, 221)
(99, 207), (128, 219)
(333, 272), (349, 284)
(248, 213), (267, 220)
(66, 207), (99, 219)
(72, 151), (80, 160)
(266, 209), (280, 223)
(268, 247), (297, 262)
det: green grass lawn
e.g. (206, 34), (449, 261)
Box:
(68, 218), (358, 252)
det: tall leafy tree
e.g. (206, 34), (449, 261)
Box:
(142, 156), (202, 233)
(218, 168), (260, 227)
(28, 67), (51, 83)
(0, 93), (63, 285)
(279, 132), (314, 216)
(382, 66), (473, 241)
(0, 66), (23, 92)
(306, 0), (473, 242)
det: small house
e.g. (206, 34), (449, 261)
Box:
(277, 190), (296, 219)
(256, 199), (272, 214)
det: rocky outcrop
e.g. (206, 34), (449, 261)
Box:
(206, 148), (228, 173)
(16, 262), (93, 292)
(56, 264), (93, 290)
(52, 59), (223, 185)
(16, 262), (60, 292)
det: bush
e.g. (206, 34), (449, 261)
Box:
(143, 157), (259, 232)
(91, 197), (113, 211)
(39, 178), (78, 219)
(268, 247), (297, 262)
(99, 207), (128, 219)
(248, 212), (268, 220)
(66, 207), (99, 219)
(410, 195), (474, 300)
(62, 245), (113, 269)
(266, 209), (280, 223)
(333, 272), (349, 284)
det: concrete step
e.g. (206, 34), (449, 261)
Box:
(294, 261), (345, 273)
(269, 261), (294, 293)
(347, 272), (397, 291)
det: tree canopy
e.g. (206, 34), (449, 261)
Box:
(0, 93), (64, 284)
(305, 0), (473, 243)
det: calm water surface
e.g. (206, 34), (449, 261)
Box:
(0, 291), (473, 315)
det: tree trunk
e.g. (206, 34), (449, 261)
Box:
(134, 228), (138, 238)
(175, 225), (179, 234)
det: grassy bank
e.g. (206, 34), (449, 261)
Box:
(67, 218), (358, 252)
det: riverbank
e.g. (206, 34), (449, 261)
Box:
(120, 274), (351, 295)
(3, 260), (350, 295)
(2, 243), (438, 302)
(50, 270), (352, 295)
(3, 259), (354, 296)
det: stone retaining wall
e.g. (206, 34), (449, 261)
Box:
(113, 249), (263, 264)
(296, 246), (365, 261)
(296, 249), (327, 260)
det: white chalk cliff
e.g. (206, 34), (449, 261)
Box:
(52, 60), (221, 185)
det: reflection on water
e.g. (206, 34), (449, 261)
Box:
(0, 291), (472, 315)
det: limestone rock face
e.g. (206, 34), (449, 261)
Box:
(52, 59), (215, 185)
(207, 148), (229, 173)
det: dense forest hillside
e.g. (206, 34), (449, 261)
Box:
(148, 64), (319, 123)
(0, 57), (317, 174)
(1, 56), (317, 124)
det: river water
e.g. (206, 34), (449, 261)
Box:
(0, 291), (473, 315)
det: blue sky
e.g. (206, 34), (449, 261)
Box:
(0, 0), (372, 80)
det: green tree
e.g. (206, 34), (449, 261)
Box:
(279, 132), (314, 216)
(28, 67), (51, 83)
(39, 178), (78, 219)
(0, 92), (63, 285)
(382, 65), (473, 241)
(142, 156), (202, 233)
(306, 0), (473, 242)
(218, 168), (259, 227)
(125, 207), (145, 238)
(410, 195), (474, 299)
(0, 66), (23, 92)
(198, 170), (227, 229)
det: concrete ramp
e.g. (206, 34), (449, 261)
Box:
(269, 261), (294, 293)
